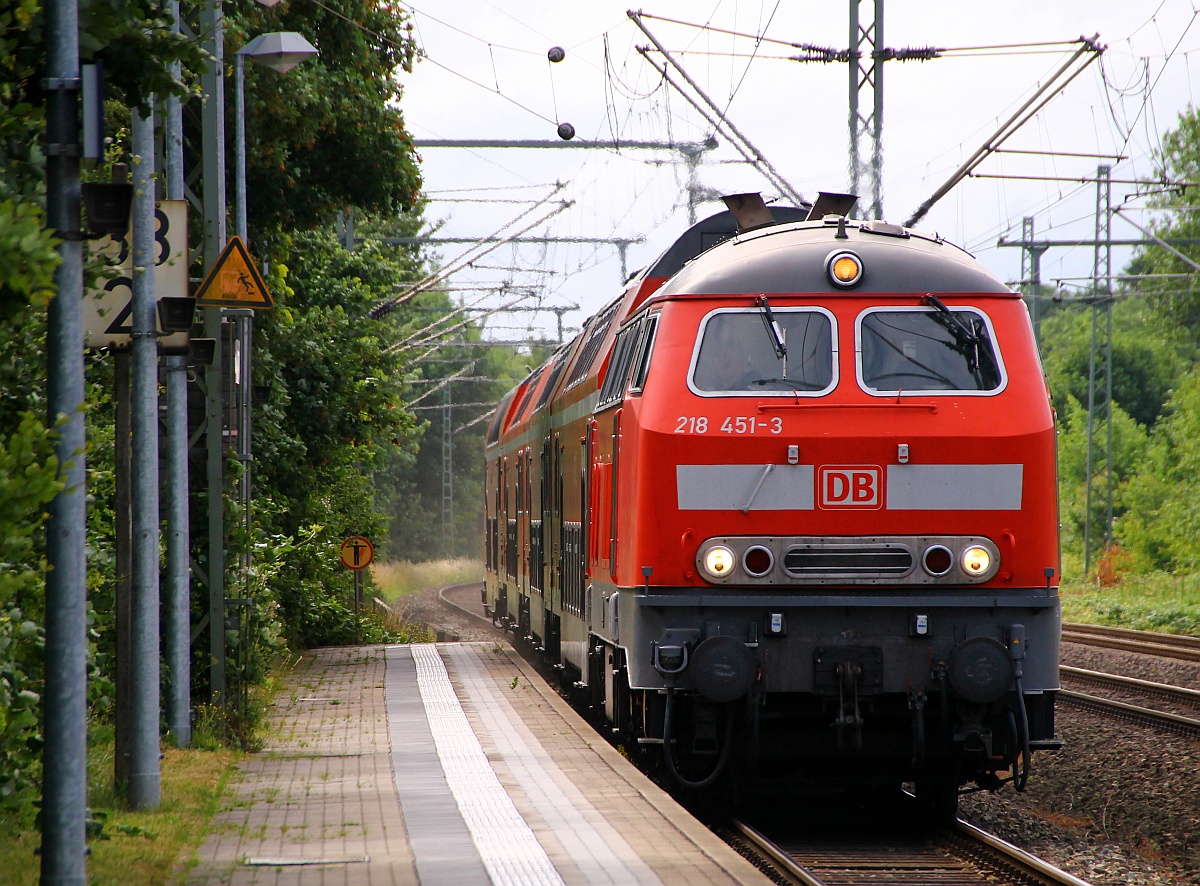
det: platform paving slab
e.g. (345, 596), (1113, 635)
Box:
(183, 643), (768, 886)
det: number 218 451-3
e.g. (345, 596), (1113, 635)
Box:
(674, 415), (782, 434)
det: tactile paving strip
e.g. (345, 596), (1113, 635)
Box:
(408, 644), (565, 886)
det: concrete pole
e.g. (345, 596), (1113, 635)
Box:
(129, 106), (161, 809)
(42, 0), (88, 876)
(164, 0), (191, 749)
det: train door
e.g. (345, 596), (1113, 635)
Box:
(609, 409), (621, 580)
(498, 456), (511, 622)
(539, 435), (561, 660)
(582, 418), (596, 619)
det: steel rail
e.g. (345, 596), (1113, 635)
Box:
(1061, 622), (1200, 663)
(951, 819), (1093, 886)
(1060, 665), (1200, 707)
(731, 816), (1091, 886)
(729, 820), (825, 886)
(1058, 689), (1200, 738)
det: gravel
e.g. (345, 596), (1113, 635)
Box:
(407, 587), (1200, 885)
(958, 642), (1200, 886)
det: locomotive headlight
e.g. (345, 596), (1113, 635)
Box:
(825, 250), (864, 288)
(961, 545), (993, 577)
(702, 545), (736, 579)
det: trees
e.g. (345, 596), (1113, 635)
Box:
(0, 0), (447, 810)
(1044, 104), (1200, 575)
(227, 0), (422, 238)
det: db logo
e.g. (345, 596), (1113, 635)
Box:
(819, 466), (882, 508)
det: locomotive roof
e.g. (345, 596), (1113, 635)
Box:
(645, 205), (810, 281)
(655, 218), (1014, 297)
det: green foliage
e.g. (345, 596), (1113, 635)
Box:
(378, 298), (548, 560)
(1116, 373), (1200, 569)
(1060, 573), (1200, 635)
(1053, 393), (1149, 569)
(0, 0), (47, 200)
(0, 200), (58, 316)
(77, 0), (205, 112)
(250, 230), (426, 646)
(228, 0), (422, 237)
(1038, 298), (1191, 430)
(0, 414), (61, 804)
(1132, 104), (1200, 331)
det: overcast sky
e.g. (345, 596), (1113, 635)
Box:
(397, 1), (1200, 344)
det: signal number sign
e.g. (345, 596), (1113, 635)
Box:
(339, 536), (375, 570)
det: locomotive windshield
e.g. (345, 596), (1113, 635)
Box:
(691, 308), (835, 395)
(859, 307), (1003, 393)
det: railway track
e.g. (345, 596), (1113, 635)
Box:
(730, 816), (1092, 886)
(1059, 624), (1200, 736)
(1057, 686), (1200, 738)
(1060, 665), (1200, 709)
(1062, 622), (1200, 663)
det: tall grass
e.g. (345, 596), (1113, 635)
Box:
(0, 727), (239, 885)
(1060, 571), (1200, 634)
(371, 558), (483, 602)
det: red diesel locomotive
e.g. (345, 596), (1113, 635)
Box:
(483, 195), (1061, 812)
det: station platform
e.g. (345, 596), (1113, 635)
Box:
(185, 642), (768, 885)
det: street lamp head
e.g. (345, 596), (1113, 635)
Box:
(238, 32), (319, 74)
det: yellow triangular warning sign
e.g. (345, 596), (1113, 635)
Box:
(194, 236), (274, 309)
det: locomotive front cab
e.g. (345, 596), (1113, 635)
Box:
(604, 222), (1061, 806)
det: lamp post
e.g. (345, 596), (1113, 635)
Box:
(234, 31), (318, 242)
(229, 32), (318, 715)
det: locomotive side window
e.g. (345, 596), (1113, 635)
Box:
(597, 321), (642, 408)
(629, 315), (659, 393)
(689, 308), (836, 396)
(857, 307), (1005, 394)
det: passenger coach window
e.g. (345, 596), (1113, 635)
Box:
(858, 307), (1003, 393)
(690, 308), (835, 395)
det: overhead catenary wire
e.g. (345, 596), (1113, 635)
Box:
(1112, 208), (1200, 271)
(633, 49), (777, 189)
(308, 0), (559, 126)
(628, 11), (806, 207)
(904, 37), (1105, 228)
(632, 10), (1092, 57)
(454, 411), (496, 434)
(405, 361), (479, 409)
(368, 191), (572, 319)
(390, 295), (533, 354)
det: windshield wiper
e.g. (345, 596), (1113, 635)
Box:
(922, 293), (980, 346)
(921, 293), (994, 387)
(755, 296), (787, 362)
